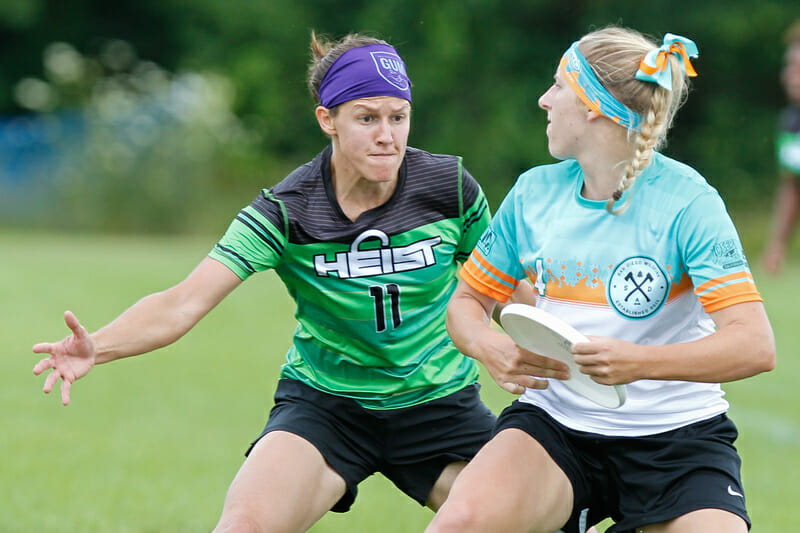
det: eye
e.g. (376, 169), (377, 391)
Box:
(392, 113), (407, 123)
(358, 114), (375, 124)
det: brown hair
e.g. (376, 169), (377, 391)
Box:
(784, 20), (800, 46)
(577, 27), (692, 213)
(306, 31), (389, 110)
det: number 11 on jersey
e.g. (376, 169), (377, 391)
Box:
(369, 283), (402, 332)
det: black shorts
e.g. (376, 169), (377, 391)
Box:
(495, 402), (750, 533)
(248, 378), (496, 512)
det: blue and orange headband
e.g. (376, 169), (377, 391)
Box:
(559, 33), (698, 131)
(318, 43), (412, 109)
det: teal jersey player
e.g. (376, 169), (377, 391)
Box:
(210, 145), (490, 408)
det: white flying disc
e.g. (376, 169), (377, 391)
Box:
(499, 303), (626, 409)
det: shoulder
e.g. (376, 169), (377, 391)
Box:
(244, 150), (327, 229)
(401, 147), (473, 215)
(264, 149), (330, 216)
(637, 153), (730, 224)
(404, 147), (462, 180)
(405, 146), (460, 163)
(512, 159), (579, 195)
(520, 158), (578, 179)
(644, 152), (716, 198)
(270, 150), (326, 198)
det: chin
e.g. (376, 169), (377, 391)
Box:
(367, 163), (402, 181)
(548, 145), (568, 161)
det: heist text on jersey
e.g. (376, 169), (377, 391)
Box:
(314, 229), (442, 279)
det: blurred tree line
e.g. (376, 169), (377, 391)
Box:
(0, 0), (797, 232)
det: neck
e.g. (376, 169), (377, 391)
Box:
(333, 173), (397, 221)
(330, 159), (398, 222)
(577, 125), (636, 201)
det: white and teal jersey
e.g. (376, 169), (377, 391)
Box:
(462, 153), (761, 436)
(209, 146), (490, 409)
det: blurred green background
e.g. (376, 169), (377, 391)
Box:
(3, 232), (799, 531)
(1, 0), (799, 232)
(3, 1), (800, 532)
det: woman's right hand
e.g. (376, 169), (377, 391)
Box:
(447, 279), (570, 395)
(476, 328), (570, 395)
(32, 310), (97, 406)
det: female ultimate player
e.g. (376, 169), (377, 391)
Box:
(426, 27), (776, 533)
(32, 33), (547, 532)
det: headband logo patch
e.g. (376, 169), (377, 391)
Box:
(370, 51), (409, 90)
(607, 256), (669, 319)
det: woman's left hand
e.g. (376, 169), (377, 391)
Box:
(571, 337), (644, 385)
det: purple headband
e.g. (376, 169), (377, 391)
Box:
(318, 43), (412, 109)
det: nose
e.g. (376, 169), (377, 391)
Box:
(538, 88), (552, 111)
(376, 118), (393, 143)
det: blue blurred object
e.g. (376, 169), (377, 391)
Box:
(0, 111), (85, 220)
(0, 111), (84, 183)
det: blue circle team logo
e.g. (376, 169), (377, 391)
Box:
(607, 256), (669, 319)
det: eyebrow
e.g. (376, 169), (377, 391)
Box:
(352, 102), (411, 114)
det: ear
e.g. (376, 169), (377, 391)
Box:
(315, 106), (337, 136)
(586, 109), (603, 122)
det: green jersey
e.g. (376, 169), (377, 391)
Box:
(778, 106), (800, 174)
(209, 146), (491, 409)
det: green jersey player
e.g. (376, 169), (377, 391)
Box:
(763, 20), (800, 274)
(32, 33), (499, 532)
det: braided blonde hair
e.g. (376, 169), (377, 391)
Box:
(577, 27), (691, 214)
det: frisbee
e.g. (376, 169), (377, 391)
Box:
(499, 303), (626, 409)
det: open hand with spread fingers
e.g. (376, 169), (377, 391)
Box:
(32, 310), (96, 405)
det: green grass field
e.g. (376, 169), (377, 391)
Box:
(2, 229), (799, 532)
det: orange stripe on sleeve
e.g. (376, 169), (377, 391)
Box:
(471, 250), (519, 287)
(461, 259), (516, 303)
(694, 271), (755, 295)
(698, 282), (762, 314)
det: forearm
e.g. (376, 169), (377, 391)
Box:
(91, 288), (202, 364)
(446, 295), (496, 360)
(636, 305), (775, 383)
(448, 282), (570, 394)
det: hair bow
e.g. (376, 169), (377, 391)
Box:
(635, 33), (699, 90)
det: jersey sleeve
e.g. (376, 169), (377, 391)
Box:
(455, 165), (492, 263)
(460, 181), (525, 302)
(208, 190), (288, 279)
(677, 190), (762, 313)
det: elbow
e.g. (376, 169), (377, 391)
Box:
(757, 344), (777, 374)
(753, 332), (777, 375)
(445, 299), (460, 345)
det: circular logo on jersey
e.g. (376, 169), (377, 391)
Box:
(607, 256), (669, 319)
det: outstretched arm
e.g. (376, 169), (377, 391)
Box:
(446, 279), (569, 395)
(571, 301), (776, 385)
(32, 257), (243, 405)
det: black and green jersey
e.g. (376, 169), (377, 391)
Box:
(778, 106), (800, 174)
(209, 146), (491, 409)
